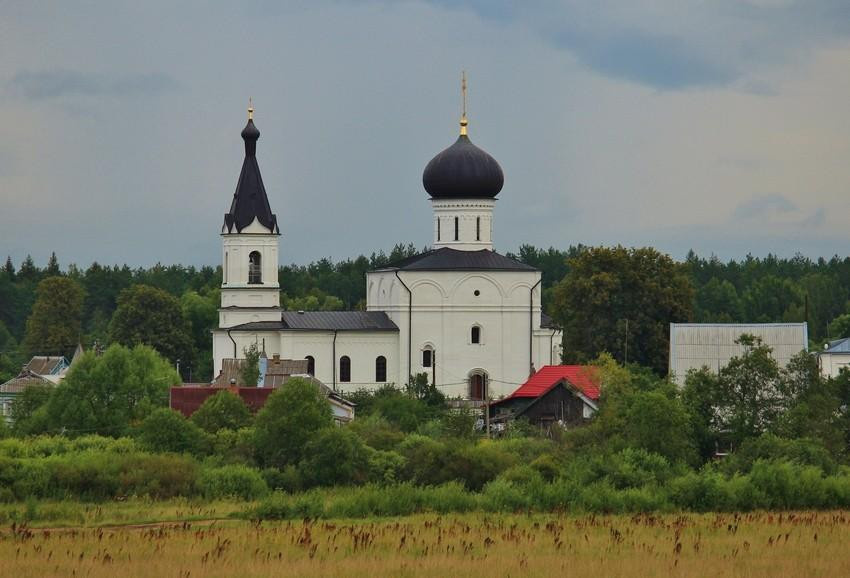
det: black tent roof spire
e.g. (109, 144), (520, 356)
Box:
(223, 101), (279, 234)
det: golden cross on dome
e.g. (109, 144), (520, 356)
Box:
(460, 71), (468, 136)
(248, 97), (254, 121)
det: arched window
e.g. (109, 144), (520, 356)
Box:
(340, 356), (351, 383)
(375, 356), (387, 382)
(471, 325), (481, 344)
(437, 218), (441, 241)
(248, 251), (262, 284)
(476, 216), (480, 241)
(422, 347), (433, 368)
(454, 217), (459, 241)
(224, 251), (229, 283)
(305, 355), (315, 376)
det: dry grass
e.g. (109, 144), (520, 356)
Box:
(2, 511), (849, 577)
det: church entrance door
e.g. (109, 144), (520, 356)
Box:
(469, 372), (487, 401)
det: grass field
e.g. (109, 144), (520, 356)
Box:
(2, 511), (849, 577)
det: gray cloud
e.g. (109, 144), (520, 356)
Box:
(733, 194), (797, 220)
(7, 70), (177, 100)
(424, 0), (850, 89)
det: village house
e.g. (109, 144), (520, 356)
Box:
(488, 365), (600, 434)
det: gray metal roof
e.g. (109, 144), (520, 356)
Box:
(229, 311), (398, 332)
(377, 248), (536, 272)
(282, 311), (398, 331)
(824, 337), (850, 354)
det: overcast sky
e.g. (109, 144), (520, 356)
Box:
(1, 1), (849, 269)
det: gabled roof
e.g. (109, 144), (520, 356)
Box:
(0, 369), (53, 394)
(498, 365), (601, 403)
(24, 356), (68, 375)
(377, 248), (536, 272)
(824, 337), (850, 354)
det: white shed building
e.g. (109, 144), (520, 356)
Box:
(668, 323), (809, 385)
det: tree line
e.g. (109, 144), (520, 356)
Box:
(2, 245), (850, 383)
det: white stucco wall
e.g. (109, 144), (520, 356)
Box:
(366, 268), (560, 399)
(219, 219), (280, 328)
(819, 352), (850, 379)
(431, 198), (495, 251)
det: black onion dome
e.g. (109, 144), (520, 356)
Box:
(423, 134), (504, 199)
(223, 116), (279, 234)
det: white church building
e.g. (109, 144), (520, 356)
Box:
(212, 100), (561, 401)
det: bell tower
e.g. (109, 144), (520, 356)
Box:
(219, 103), (282, 328)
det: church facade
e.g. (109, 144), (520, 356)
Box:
(212, 100), (561, 400)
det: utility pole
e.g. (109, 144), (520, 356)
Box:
(484, 375), (490, 439)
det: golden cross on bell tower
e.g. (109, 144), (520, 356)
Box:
(460, 71), (468, 136)
(248, 97), (254, 121)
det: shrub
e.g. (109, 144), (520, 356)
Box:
(190, 391), (252, 433)
(366, 447), (406, 484)
(136, 408), (208, 456)
(348, 414), (405, 450)
(298, 428), (370, 487)
(602, 448), (673, 489)
(197, 465), (269, 500)
(443, 441), (517, 491)
(261, 465), (302, 493)
(482, 479), (531, 512)
(721, 434), (836, 475)
(397, 435), (449, 485)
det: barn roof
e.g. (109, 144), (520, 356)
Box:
(498, 365), (601, 403)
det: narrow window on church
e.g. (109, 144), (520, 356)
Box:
(224, 251), (229, 283)
(340, 356), (351, 382)
(248, 251), (262, 284)
(471, 326), (481, 344)
(454, 217), (459, 241)
(437, 218), (441, 241)
(476, 217), (480, 241)
(305, 355), (315, 376)
(375, 356), (387, 382)
(422, 348), (432, 368)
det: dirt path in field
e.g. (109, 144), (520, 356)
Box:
(1, 517), (241, 535)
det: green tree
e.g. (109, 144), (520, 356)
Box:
(681, 367), (723, 461)
(109, 284), (194, 368)
(240, 343), (260, 387)
(190, 390), (252, 433)
(695, 277), (742, 322)
(180, 289), (218, 381)
(800, 273), (847, 341)
(622, 390), (698, 465)
(741, 275), (802, 323)
(22, 276), (85, 357)
(828, 313), (850, 340)
(298, 427), (370, 487)
(9, 385), (52, 435)
(714, 335), (783, 445)
(552, 246), (694, 374)
(44, 344), (178, 436)
(253, 377), (333, 467)
(45, 252), (60, 276)
(137, 408), (208, 455)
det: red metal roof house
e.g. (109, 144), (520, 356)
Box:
(489, 365), (600, 431)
